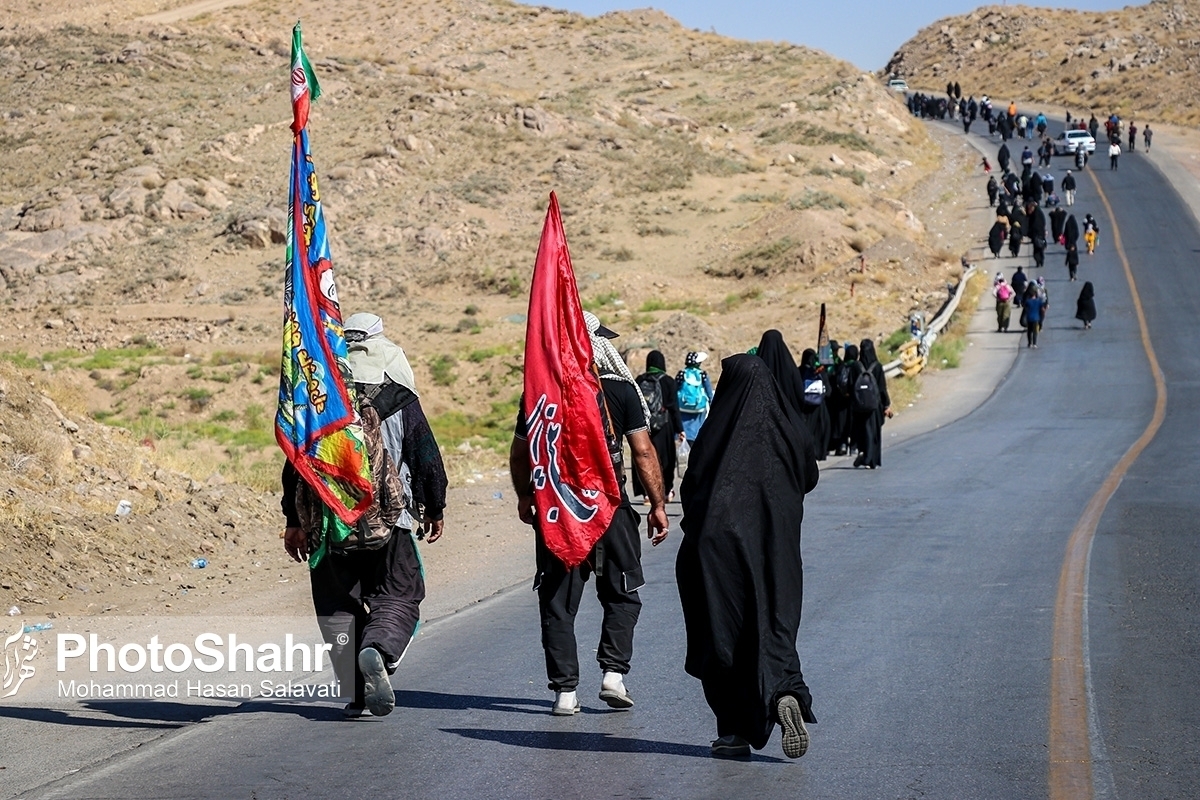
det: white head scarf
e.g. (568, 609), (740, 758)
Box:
(343, 312), (418, 395)
(582, 311), (650, 423)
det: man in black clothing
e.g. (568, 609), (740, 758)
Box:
(510, 312), (668, 716)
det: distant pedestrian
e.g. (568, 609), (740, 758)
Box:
(676, 352), (714, 445)
(851, 339), (891, 469)
(1022, 285), (1043, 348)
(1065, 244), (1080, 281)
(986, 175), (999, 207)
(1011, 266), (1029, 306)
(1083, 213), (1100, 254)
(635, 350), (684, 503)
(981, 157), (992, 174)
(988, 220), (1005, 258)
(1143, 124), (1153, 151)
(1050, 205), (1067, 244)
(993, 274), (1013, 332)
(1064, 213), (1080, 252)
(1062, 170), (1077, 206)
(1109, 141), (1121, 170)
(1075, 281), (1096, 329)
(1128, 122), (1137, 152)
(998, 143), (1011, 173)
(1074, 146), (1088, 170)
(676, 354), (818, 761)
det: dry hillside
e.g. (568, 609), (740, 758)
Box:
(883, 0), (1200, 125)
(0, 0), (967, 614)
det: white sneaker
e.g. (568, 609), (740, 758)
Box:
(599, 671), (634, 710)
(552, 690), (580, 716)
(776, 695), (809, 758)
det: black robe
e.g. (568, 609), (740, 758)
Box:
(1050, 207), (1067, 243)
(1064, 214), (1080, 248)
(677, 354), (819, 749)
(998, 143), (1011, 173)
(1075, 282), (1096, 323)
(988, 222), (1005, 257)
(852, 340), (890, 469)
(798, 349), (831, 461)
(756, 329), (807, 418)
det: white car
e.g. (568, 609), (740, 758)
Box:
(887, 79), (909, 93)
(1053, 130), (1096, 155)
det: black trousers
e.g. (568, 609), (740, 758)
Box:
(535, 505), (644, 691)
(310, 530), (424, 702)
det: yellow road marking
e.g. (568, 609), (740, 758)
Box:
(1048, 170), (1169, 799)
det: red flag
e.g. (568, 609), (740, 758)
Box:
(523, 193), (621, 568)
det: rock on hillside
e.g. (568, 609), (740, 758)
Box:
(883, 0), (1200, 125)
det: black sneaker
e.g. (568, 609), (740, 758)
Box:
(776, 695), (809, 758)
(357, 647), (395, 717)
(342, 702), (368, 719)
(711, 735), (751, 759)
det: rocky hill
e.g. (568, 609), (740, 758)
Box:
(0, 0), (965, 615)
(883, 0), (1200, 126)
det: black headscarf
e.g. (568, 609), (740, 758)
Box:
(756, 329), (806, 415)
(859, 338), (879, 368)
(800, 348), (818, 372)
(677, 354), (818, 747)
(843, 343), (858, 364)
(646, 350), (666, 373)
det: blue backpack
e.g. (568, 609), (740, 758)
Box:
(677, 367), (708, 413)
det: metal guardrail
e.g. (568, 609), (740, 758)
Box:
(883, 265), (981, 379)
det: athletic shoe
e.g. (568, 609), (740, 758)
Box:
(599, 672), (634, 710)
(552, 690), (581, 716)
(357, 647), (395, 717)
(776, 695), (810, 758)
(711, 735), (751, 759)
(342, 702), (368, 719)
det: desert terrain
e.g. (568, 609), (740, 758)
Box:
(883, 0), (1200, 126)
(0, 0), (983, 621)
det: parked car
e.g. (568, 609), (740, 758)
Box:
(887, 78), (909, 93)
(1053, 130), (1096, 155)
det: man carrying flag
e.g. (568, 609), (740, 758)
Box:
(510, 193), (668, 716)
(278, 23), (441, 719)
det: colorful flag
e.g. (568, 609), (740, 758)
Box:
(523, 193), (620, 568)
(275, 22), (373, 526)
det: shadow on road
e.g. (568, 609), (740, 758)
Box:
(0, 699), (345, 728)
(395, 690), (549, 716)
(441, 727), (789, 763)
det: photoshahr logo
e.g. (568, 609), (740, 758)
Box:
(2, 623), (38, 698)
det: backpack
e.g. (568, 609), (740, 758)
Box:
(677, 367), (708, 413)
(803, 376), (826, 406)
(852, 364), (881, 413)
(297, 392), (405, 556)
(996, 283), (1012, 302)
(635, 372), (669, 434)
(833, 362), (855, 398)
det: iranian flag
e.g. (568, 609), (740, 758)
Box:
(290, 21), (321, 135)
(522, 193), (621, 568)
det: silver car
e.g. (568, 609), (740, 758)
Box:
(1054, 130), (1096, 155)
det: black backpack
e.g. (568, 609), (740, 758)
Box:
(834, 362), (855, 399)
(636, 373), (669, 435)
(852, 364), (881, 413)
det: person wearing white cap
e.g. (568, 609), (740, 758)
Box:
(281, 312), (447, 718)
(510, 311), (669, 716)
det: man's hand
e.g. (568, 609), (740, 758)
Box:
(517, 494), (536, 526)
(423, 516), (444, 543)
(283, 526), (307, 563)
(884, 407), (895, 419)
(647, 504), (669, 546)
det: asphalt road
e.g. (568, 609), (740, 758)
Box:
(10, 128), (1198, 800)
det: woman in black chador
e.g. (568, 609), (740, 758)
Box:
(755, 329), (807, 416)
(798, 348), (831, 460)
(1075, 281), (1096, 329)
(853, 339), (892, 469)
(988, 220), (1005, 258)
(677, 354), (819, 760)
